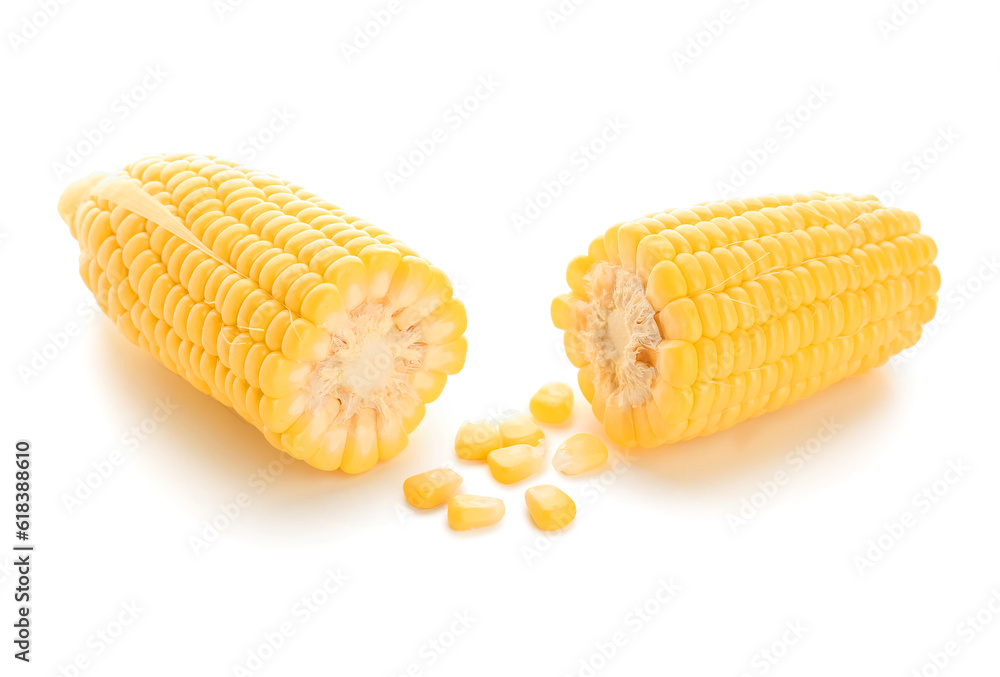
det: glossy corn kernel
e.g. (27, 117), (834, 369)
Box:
(447, 494), (505, 531)
(499, 414), (545, 447)
(454, 419), (503, 460)
(525, 485), (576, 531)
(486, 444), (545, 484)
(402, 468), (462, 509)
(552, 433), (608, 475)
(58, 154), (467, 473)
(554, 194), (939, 448)
(529, 382), (574, 424)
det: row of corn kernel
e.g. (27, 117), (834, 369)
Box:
(82, 190), (316, 428)
(565, 213), (932, 324)
(653, 266), (938, 390)
(587, 201), (917, 295)
(127, 154), (466, 370)
(580, 282), (935, 436)
(586, 196), (885, 276)
(613, 298), (935, 447)
(553, 209), (933, 339)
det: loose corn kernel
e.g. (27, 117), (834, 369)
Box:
(555, 194), (939, 447)
(447, 494), (505, 531)
(487, 444), (545, 484)
(58, 154), (468, 474)
(552, 433), (608, 475)
(529, 382), (574, 424)
(454, 419), (503, 460)
(402, 468), (462, 509)
(499, 414), (544, 446)
(525, 484), (576, 531)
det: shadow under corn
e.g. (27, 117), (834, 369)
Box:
(621, 371), (892, 486)
(93, 321), (425, 531)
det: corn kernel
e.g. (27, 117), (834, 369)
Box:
(402, 468), (462, 509)
(552, 433), (608, 475)
(454, 419), (503, 460)
(499, 414), (544, 446)
(447, 494), (505, 531)
(525, 484), (576, 531)
(529, 382), (574, 424)
(487, 444), (545, 484)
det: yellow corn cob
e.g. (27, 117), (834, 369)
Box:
(552, 192), (939, 448)
(58, 153), (467, 473)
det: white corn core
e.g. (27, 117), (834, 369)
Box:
(308, 302), (424, 422)
(578, 263), (661, 408)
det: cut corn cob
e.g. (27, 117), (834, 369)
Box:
(552, 193), (939, 448)
(58, 153), (467, 473)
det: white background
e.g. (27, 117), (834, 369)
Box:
(2, 0), (999, 675)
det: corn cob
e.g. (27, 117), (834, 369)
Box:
(58, 153), (467, 473)
(552, 193), (939, 448)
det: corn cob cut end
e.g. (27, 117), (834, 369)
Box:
(577, 263), (661, 410)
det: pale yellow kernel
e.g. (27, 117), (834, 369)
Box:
(259, 352), (310, 399)
(403, 468), (462, 509)
(448, 494), (505, 531)
(550, 294), (577, 330)
(654, 339), (698, 389)
(299, 283), (346, 329)
(646, 260), (687, 310)
(412, 369), (447, 403)
(340, 409), (380, 474)
(400, 397), (426, 434)
(487, 444), (544, 484)
(529, 382), (574, 424)
(304, 425), (347, 471)
(419, 299), (467, 344)
(454, 419), (502, 460)
(552, 433), (608, 475)
(387, 256), (431, 309)
(499, 414), (544, 446)
(375, 411), (409, 461)
(358, 244), (401, 301)
(423, 338), (467, 375)
(259, 391), (307, 433)
(602, 403), (636, 447)
(324, 256), (368, 310)
(281, 408), (334, 460)
(525, 485), (576, 531)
